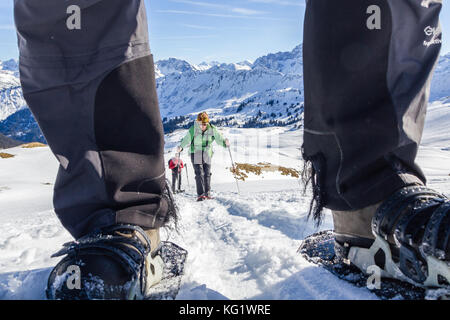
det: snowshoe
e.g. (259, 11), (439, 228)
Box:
(330, 185), (450, 293)
(197, 195), (206, 202)
(299, 231), (436, 299)
(204, 192), (214, 200)
(46, 224), (187, 300)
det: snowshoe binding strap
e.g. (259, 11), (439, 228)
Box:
(46, 224), (162, 300)
(371, 185), (445, 240)
(368, 186), (450, 287)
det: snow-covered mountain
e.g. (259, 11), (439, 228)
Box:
(0, 109), (45, 144)
(0, 59), (19, 74)
(195, 61), (221, 71)
(155, 45), (304, 129)
(0, 132), (20, 149)
(253, 45), (303, 75)
(0, 59), (26, 122)
(156, 60), (304, 126)
(431, 54), (450, 101)
(155, 58), (197, 78)
(1, 47), (450, 143)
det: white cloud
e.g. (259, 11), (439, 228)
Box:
(0, 25), (15, 30)
(247, 0), (305, 6)
(156, 10), (286, 21)
(231, 8), (267, 16)
(152, 34), (217, 40)
(168, 0), (268, 16)
(169, 0), (225, 9)
(181, 23), (217, 30)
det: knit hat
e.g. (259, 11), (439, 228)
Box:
(197, 112), (209, 124)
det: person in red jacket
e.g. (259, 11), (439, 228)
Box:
(168, 153), (184, 193)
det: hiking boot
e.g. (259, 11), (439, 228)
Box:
(203, 191), (214, 200)
(197, 195), (206, 202)
(46, 224), (164, 300)
(333, 185), (450, 288)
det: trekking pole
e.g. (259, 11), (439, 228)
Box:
(227, 145), (240, 194)
(185, 164), (190, 188)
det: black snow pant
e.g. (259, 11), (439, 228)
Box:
(302, 0), (442, 217)
(14, 0), (175, 239)
(172, 169), (182, 192)
(191, 153), (212, 197)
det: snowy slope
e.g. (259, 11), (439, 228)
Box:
(421, 98), (450, 148)
(0, 100), (449, 300)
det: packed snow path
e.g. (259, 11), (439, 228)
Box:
(164, 185), (377, 300)
(0, 102), (449, 299)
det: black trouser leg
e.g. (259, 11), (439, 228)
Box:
(14, 0), (175, 238)
(178, 171), (182, 190)
(302, 0), (442, 218)
(172, 170), (178, 191)
(203, 163), (211, 196)
(193, 164), (205, 196)
(192, 153), (205, 196)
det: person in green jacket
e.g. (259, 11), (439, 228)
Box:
(177, 112), (229, 201)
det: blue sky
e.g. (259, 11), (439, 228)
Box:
(0, 1), (449, 64)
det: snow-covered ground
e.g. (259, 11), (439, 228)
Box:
(0, 102), (449, 300)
